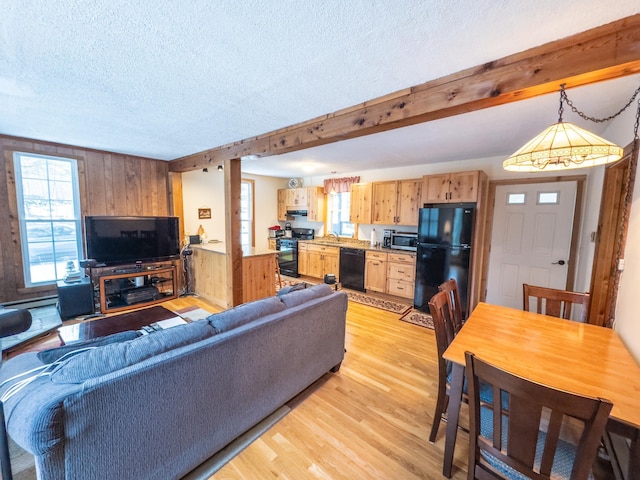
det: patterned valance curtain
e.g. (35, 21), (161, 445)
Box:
(323, 176), (360, 194)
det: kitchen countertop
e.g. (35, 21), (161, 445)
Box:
(192, 242), (276, 258)
(299, 237), (416, 255)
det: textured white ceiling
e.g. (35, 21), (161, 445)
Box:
(1, 1), (639, 177)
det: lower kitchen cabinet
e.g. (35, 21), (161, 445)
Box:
(365, 251), (388, 292)
(307, 244), (340, 280)
(386, 252), (416, 299)
(298, 243), (309, 276)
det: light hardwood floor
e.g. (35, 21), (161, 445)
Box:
(9, 296), (470, 479)
(199, 297), (469, 479)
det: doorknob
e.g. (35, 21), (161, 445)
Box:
(552, 260), (566, 265)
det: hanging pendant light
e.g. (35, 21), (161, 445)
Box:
(503, 84), (624, 172)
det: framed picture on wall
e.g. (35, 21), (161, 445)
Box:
(198, 208), (211, 219)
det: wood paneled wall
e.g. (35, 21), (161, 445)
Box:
(0, 135), (171, 304)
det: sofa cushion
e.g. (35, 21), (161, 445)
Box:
(207, 296), (286, 333)
(278, 283), (333, 308)
(37, 330), (142, 364)
(50, 320), (215, 384)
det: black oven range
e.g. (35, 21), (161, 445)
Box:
(276, 228), (314, 277)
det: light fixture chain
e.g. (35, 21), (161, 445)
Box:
(563, 83), (640, 124)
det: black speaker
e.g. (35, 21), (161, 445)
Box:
(56, 277), (95, 320)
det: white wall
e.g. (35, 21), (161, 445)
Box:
(182, 169), (226, 243)
(604, 104), (640, 362)
(181, 169), (287, 251)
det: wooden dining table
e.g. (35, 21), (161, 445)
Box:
(442, 302), (640, 479)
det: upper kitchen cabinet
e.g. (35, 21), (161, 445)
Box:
(422, 170), (486, 203)
(350, 183), (372, 224)
(306, 187), (325, 222)
(277, 189), (288, 221)
(286, 187), (307, 207)
(372, 179), (422, 226)
(277, 187), (325, 222)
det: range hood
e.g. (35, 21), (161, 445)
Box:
(286, 209), (308, 216)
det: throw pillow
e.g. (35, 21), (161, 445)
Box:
(37, 330), (141, 364)
(278, 283), (333, 308)
(206, 296), (286, 333)
(276, 281), (308, 296)
(50, 320), (215, 384)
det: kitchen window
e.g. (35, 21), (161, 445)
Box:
(14, 152), (82, 286)
(328, 192), (354, 237)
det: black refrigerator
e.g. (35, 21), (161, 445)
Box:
(413, 203), (475, 317)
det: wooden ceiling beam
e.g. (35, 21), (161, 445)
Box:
(169, 14), (640, 173)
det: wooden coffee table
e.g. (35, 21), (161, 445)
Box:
(57, 305), (182, 345)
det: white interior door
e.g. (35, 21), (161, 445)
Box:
(486, 181), (577, 309)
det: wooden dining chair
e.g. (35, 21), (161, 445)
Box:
(428, 291), (458, 443)
(429, 292), (497, 446)
(522, 284), (591, 323)
(439, 278), (464, 333)
(465, 351), (612, 480)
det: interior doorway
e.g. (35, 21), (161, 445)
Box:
(480, 176), (586, 310)
(485, 181), (578, 310)
(589, 142), (638, 327)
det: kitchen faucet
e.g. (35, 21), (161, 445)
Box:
(328, 232), (339, 242)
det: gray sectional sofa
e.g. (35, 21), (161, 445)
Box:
(0, 284), (348, 480)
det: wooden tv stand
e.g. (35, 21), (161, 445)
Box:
(96, 262), (178, 313)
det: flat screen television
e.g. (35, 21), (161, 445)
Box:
(85, 216), (181, 266)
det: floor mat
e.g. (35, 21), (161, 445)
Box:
(345, 291), (411, 314)
(174, 306), (214, 321)
(399, 308), (434, 330)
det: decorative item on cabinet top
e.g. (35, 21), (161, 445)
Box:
(288, 178), (302, 189)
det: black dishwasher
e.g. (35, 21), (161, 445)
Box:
(339, 247), (366, 292)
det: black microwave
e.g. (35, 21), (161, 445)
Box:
(390, 232), (418, 251)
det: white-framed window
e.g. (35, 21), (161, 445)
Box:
(507, 192), (526, 205)
(13, 152), (82, 286)
(240, 179), (254, 247)
(328, 191), (354, 237)
(538, 191), (560, 204)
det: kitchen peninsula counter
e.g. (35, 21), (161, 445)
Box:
(191, 243), (277, 308)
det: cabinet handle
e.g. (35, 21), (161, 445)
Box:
(398, 270), (405, 274)
(397, 286), (404, 290)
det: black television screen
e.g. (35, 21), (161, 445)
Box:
(85, 216), (181, 266)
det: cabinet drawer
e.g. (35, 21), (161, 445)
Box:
(387, 262), (415, 281)
(387, 252), (415, 264)
(386, 279), (413, 299)
(298, 242), (309, 251)
(308, 244), (339, 254)
(366, 251), (388, 261)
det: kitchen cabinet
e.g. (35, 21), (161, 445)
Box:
(288, 187), (308, 207)
(371, 179), (422, 226)
(350, 183), (372, 224)
(365, 251), (387, 293)
(277, 187), (325, 222)
(422, 170), (485, 203)
(307, 244), (339, 280)
(306, 187), (325, 222)
(298, 242), (309, 276)
(277, 189), (288, 221)
(268, 238), (277, 250)
(386, 252), (416, 299)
